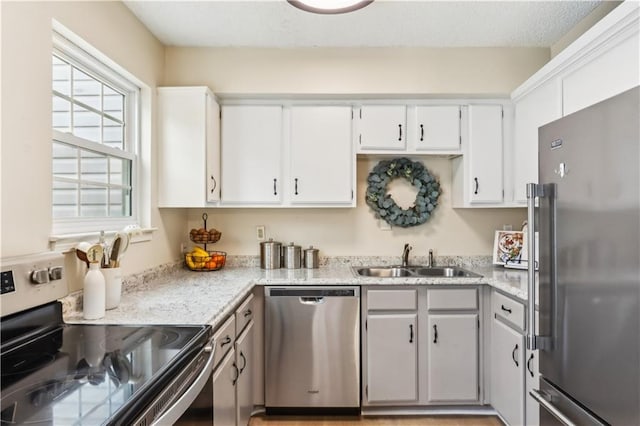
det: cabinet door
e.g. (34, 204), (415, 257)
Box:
(158, 87), (219, 207)
(491, 318), (525, 426)
(513, 80), (561, 203)
(366, 313), (418, 403)
(236, 321), (254, 426)
(290, 106), (353, 204)
(468, 105), (503, 204)
(525, 310), (540, 426)
(427, 314), (478, 402)
(562, 31), (640, 116)
(221, 105), (283, 204)
(206, 94), (221, 202)
(359, 105), (406, 150)
(415, 106), (461, 151)
(213, 348), (237, 426)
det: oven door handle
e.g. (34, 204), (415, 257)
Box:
(152, 339), (216, 426)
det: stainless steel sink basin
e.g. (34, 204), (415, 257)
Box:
(409, 267), (481, 278)
(354, 267), (413, 277)
(352, 265), (481, 278)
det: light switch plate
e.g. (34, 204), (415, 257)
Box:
(378, 220), (392, 231)
(256, 225), (265, 241)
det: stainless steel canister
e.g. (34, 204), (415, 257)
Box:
(260, 239), (282, 269)
(303, 246), (319, 269)
(282, 242), (302, 269)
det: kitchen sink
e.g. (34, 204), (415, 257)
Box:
(354, 267), (413, 278)
(352, 266), (482, 278)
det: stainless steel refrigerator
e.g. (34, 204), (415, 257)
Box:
(526, 86), (639, 426)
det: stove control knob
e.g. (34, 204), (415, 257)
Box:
(49, 266), (63, 281)
(30, 269), (50, 285)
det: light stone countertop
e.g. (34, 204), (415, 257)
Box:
(63, 262), (530, 329)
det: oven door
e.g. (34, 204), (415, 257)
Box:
(132, 337), (216, 425)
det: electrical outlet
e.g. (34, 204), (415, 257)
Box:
(503, 224), (513, 231)
(378, 220), (392, 231)
(256, 225), (266, 241)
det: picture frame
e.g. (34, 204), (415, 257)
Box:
(492, 230), (524, 265)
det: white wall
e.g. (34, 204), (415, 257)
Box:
(0, 2), (185, 289)
(166, 47), (549, 256)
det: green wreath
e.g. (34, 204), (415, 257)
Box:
(365, 158), (441, 228)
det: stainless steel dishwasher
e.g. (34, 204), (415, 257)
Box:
(265, 286), (360, 415)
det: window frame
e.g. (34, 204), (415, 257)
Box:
(51, 32), (141, 235)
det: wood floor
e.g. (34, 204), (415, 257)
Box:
(249, 415), (503, 426)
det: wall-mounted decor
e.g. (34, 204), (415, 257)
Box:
(365, 157), (441, 228)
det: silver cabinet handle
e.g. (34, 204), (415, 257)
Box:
(530, 389), (577, 426)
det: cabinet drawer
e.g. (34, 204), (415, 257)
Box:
(235, 293), (255, 336)
(367, 289), (417, 311)
(493, 291), (525, 330)
(427, 288), (477, 310)
(213, 315), (236, 368)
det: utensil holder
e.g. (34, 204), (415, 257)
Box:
(102, 267), (122, 310)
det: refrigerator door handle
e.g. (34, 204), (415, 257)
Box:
(530, 389), (577, 426)
(526, 182), (540, 351)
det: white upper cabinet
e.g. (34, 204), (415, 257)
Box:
(415, 106), (461, 151)
(509, 1), (639, 206)
(358, 105), (407, 151)
(157, 87), (220, 207)
(290, 106), (354, 205)
(468, 105), (503, 204)
(221, 105), (283, 205)
(562, 29), (640, 116)
(512, 80), (562, 203)
(452, 104), (504, 208)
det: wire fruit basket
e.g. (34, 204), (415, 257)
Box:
(185, 250), (226, 271)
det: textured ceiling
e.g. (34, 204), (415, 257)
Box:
(123, 0), (602, 48)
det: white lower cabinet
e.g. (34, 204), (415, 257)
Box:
(366, 313), (419, 403)
(235, 321), (254, 426)
(362, 286), (482, 408)
(213, 348), (238, 425)
(211, 295), (255, 426)
(427, 314), (478, 402)
(525, 312), (540, 426)
(491, 294), (526, 426)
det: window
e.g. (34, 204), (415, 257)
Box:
(52, 34), (140, 234)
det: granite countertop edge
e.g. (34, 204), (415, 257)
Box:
(63, 262), (530, 329)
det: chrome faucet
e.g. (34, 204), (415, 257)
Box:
(401, 244), (412, 267)
(428, 249), (435, 267)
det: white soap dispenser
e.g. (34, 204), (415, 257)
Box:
(83, 244), (106, 320)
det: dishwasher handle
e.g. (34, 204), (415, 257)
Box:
(300, 296), (325, 305)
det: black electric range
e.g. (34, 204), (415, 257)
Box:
(0, 254), (213, 425)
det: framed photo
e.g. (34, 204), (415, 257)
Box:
(493, 230), (524, 265)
